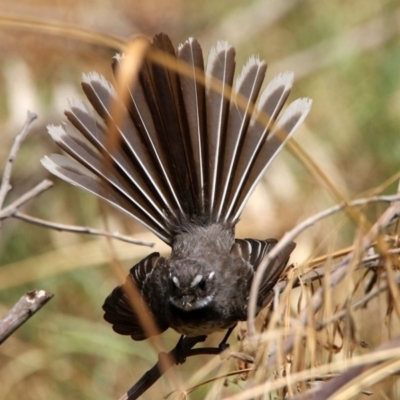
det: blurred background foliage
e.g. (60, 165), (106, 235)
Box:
(0, 0), (400, 399)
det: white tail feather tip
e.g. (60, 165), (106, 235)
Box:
(47, 125), (67, 141)
(82, 72), (115, 93)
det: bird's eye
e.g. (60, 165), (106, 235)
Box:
(198, 278), (206, 290)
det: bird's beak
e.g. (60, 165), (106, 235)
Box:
(181, 295), (195, 310)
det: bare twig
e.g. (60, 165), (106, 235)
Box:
(0, 290), (53, 345)
(0, 179), (53, 219)
(10, 211), (154, 247)
(0, 111), (37, 209)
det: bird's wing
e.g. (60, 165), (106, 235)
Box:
(102, 252), (168, 340)
(233, 238), (295, 308)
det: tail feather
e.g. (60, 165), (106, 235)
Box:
(177, 38), (207, 215)
(46, 124), (166, 222)
(80, 72), (179, 217)
(224, 72), (294, 221)
(43, 34), (312, 243)
(113, 52), (184, 217)
(42, 154), (171, 242)
(53, 110), (167, 224)
(215, 57), (267, 220)
(205, 41), (236, 214)
(148, 34), (197, 216)
(231, 97), (313, 221)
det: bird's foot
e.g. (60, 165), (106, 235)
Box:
(173, 335), (207, 364)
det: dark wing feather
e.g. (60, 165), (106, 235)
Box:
(235, 238), (295, 308)
(102, 252), (168, 340)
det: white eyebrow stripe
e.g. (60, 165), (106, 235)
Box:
(190, 274), (203, 287)
(172, 276), (180, 288)
(208, 271), (215, 279)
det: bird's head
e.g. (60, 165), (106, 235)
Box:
(167, 258), (217, 312)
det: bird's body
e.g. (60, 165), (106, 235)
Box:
(43, 33), (311, 341)
(140, 223), (252, 337)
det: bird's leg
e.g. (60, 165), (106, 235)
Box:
(218, 325), (236, 352)
(173, 334), (208, 364)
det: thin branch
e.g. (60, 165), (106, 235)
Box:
(0, 179), (153, 246)
(0, 111), (37, 209)
(0, 290), (53, 345)
(0, 179), (53, 219)
(10, 211), (154, 247)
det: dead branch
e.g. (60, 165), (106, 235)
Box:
(0, 290), (54, 345)
(0, 111), (37, 209)
(10, 211), (154, 246)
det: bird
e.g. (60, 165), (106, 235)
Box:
(42, 33), (311, 345)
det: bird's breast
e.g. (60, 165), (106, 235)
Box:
(167, 303), (241, 336)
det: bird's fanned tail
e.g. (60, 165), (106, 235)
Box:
(42, 33), (312, 244)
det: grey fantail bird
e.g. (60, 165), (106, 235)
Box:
(42, 33), (311, 343)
